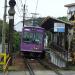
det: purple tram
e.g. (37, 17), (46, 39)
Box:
(20, 26), (45, 58)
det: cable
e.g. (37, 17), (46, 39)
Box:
(24, 0), (27, 5)
(35, 0), (39, 13)
(20, 0), (23, 8)
(15, 4), (22, 17)
(15, 10), (22, 17)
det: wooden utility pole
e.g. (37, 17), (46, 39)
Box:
(2, 0), (7, 53)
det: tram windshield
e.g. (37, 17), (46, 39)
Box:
(23, 31), (43, 44)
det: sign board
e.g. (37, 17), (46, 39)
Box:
(54, 23), (65, 32)
(9, 16), (14, 19)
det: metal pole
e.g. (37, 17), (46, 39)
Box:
(8, 0), (16, 65)
(23, 4), (25, 27)
(2, 0), (7, 53)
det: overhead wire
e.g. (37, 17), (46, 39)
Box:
(15, 0), (23, 17)
(14, 0), (24, 27)
(35, 0), (39, 13)
(15, 5), (22, 17)
(20, 0), (24, 8)
(24, 0), (27, 5)
(15, 0), (39, 23)
(14, 0), (24, 28)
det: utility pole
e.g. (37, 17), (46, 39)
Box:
(8, 0), (16, 65)
(2, 0), (7, 53)
(23, 4), (25, 27)
(65, 3), (75, 64)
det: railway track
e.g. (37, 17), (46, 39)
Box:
(24, 58), (35, 75)
(3, 54), (63, 75)
(23, 56), (63, 75)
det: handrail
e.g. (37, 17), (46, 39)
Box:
(46, 48), (67, 61)
(0, 53), (6, 65)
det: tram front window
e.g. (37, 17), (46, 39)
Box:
(23, 32), (43, 44)
(23, 32), (33, 43)
(33, 32), (43, 44)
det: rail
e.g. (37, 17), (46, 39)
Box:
(24, 58), (35, 75)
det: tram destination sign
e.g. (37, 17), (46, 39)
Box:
(54, 23), (65, 32)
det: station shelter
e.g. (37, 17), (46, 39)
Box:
(41, 16), (73, 67)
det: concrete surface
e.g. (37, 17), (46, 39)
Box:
(1, 71), (75, 75)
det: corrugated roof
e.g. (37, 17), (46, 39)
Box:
(41, 16), (73, 31)
(64, 3), (75, 7)
(41, 16), (72, 26)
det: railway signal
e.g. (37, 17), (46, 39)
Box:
(8, 0), (16, 65)
(9, 0), (16, 7)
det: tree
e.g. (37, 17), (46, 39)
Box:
(57, 16), (68, 22)
(13, 31), (20, 53)
(0, 20), (9, 43)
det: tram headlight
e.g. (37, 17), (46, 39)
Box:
(33, 47), (38, 50)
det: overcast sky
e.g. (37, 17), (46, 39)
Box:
(0, 0), (75, 23)
(0, 0), (75, 31)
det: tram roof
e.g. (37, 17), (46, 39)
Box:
(23, 25), (44, 29)
(41, 16), (73, 30)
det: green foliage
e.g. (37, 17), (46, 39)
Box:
(35, 17), (45, 26)
(57, 16), (68, 22)
(25, 17), (45, 26)
(5, 22), (9, 43)
(0, 19), (20, 53)
(0, 20), (9, 43)
(0, 20), (3, 43)
(13, 31), (20, 52)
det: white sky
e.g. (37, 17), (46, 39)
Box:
(0, 0), (75, 31)
(0, 0), (75, 22)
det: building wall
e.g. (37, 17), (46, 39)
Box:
(47, 49), (67, 68)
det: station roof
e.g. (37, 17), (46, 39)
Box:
(41, 16), (73, 31)
(64, 3), (75, 7)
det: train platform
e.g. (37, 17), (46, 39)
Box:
(8, 54), (25, 71)
(8, 54), (46, 71)
(7, 53), (75, 71)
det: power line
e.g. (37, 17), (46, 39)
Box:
(35, 0), (39, 13)
(25, 0), (27, 5)
(15, 5), (22, 17)
(20, 0), (23, 8)
(15, 0), (24, 17)
(15, 10), (22, 17)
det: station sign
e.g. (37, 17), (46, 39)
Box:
(54, 23), (65, 32)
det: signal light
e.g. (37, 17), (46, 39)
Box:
(9, 0), (16, 7)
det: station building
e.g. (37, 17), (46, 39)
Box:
(41, 16), (73, 67)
